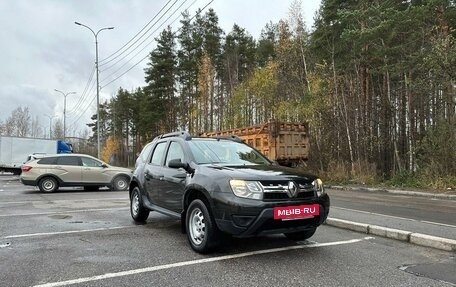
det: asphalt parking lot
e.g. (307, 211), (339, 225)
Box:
(1, 174), (455, 287)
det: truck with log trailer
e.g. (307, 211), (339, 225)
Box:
(201, 120), (310, 166)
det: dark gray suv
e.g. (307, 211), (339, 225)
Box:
(129, 132), (330, 253)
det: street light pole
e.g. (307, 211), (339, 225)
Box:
(43, 114), (57, 139)
(54, 89), (75, 140)
(75, 21), (114, 159)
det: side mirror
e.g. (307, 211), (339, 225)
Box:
(101, 164), (108, 168)
(168, 159), (194, 174)
(168, 158), (186, 169)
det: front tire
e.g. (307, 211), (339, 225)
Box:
(284, 228), (317, 241)
(112, 176), (129, 191)
(186, 199), (222, 253)
(130, 187), (149, 223)
(38, 177), (58, 193)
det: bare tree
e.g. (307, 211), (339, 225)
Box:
(4, 116), (15, 136)
(14, 107), (31, 136)
(4, 107), (31, 137)
(30, 115), (42, 138)
(0, 120), (4, 135)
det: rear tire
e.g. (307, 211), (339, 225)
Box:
(130, 187), (149, 223)
(284, 228), (316, 241)
(186, 199), (222, 254)
(38, 177), (58, 193)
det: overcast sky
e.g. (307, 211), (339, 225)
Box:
(0, 0), (321, 138)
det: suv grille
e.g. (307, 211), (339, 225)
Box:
(259, 180), (316, 201)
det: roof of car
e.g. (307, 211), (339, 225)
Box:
(42, 153), (98, 158)
(153, 132), (243, 143)
(155, 131), (192, 140)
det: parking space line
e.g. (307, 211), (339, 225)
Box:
(3, 226), (135, 239)
(0, 207), (129, 217)
(32, 237), (373, 287)
(0, 198), (128, 205)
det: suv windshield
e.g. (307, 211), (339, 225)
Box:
(188, 138), (271, 165)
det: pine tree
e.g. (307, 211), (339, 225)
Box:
(144, 26), (177, 133)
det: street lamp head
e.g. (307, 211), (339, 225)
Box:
(75, 21), (82, 26)
(54, 89), (76, 96)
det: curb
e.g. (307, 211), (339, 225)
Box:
(325, 218), (456, 252)
(329, 185), (456, 200)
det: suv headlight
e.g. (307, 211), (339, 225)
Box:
(230, 180), (263, 200)
(312, 178), (325, 197)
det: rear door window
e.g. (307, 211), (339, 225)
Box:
(57, 156), (81, 166)
(37, 157), (57, 165)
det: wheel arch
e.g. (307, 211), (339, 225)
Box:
(183, 186), (213, 210)
(181, 186), (213, 233)
(128, 178), (141, 199)
(112, 173), (131, 183)
(36, 174), (63, 186)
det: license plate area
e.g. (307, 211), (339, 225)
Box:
(273, 204), (319, 220)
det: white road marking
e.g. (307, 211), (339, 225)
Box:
(333, 206), (456, 229)
(3, 226), (135, 239)
(32, 237), (373, 287)
(420, 220), (456, 228)
(0, 198), (127, 205)
(0, 207), (129, 217)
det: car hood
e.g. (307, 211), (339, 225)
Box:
(200, 164), (317, 182)
(105, 166), (133, 174)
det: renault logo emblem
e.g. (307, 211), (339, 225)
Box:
(287, 181), (299, 198)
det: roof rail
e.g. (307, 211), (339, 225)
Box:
(158, 131), (192, 140)
(213, 135), (244, 143)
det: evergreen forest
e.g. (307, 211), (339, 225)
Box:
(91, 0), (456, 189)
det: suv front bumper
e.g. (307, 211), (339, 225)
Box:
(212, 193), (330, 237)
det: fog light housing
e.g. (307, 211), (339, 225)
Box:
(232, 215), (255, 227)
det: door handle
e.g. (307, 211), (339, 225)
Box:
(173, 173), (187, 179)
